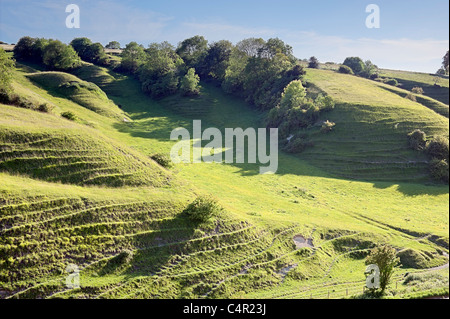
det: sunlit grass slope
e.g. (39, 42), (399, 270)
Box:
(0, 62), (447, 299)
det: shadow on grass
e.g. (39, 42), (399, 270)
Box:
(99, 211), (199, 282)
(73, 65), (448, 197)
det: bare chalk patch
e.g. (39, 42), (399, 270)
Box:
(293, 235), (314, 249)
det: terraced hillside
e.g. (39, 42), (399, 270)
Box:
(0, 60), (448, 299)
(0, 105), (171, 187)
(302, 69), (449, 182)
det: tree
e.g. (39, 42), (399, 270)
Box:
(84, 42), (106, 63)
(120, 41), (146, 73)
(360, 60), (378, 78)
(279, 80), (307, 110)
(13, 36), (36, 61)
(200, 40), (233, 82)
(43, 40), (81, 71)
(308, 56), (319, 69)
(105, 41), (121, 49)
(365, 244), (400, 293)
(176, 35), (208, 69)
(70, 37), (93, 59)
(0, 48), (15, 91)
(138, 42), (184, 98)
(31, 38), (50, 64)
(443, 50), (449, 75)
(180, 68), (200, 96)
(236, 38), (265, 57)
(343, 57), (365, 75)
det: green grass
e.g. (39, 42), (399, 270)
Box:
(0, 61), (448, 299)
(379, 69), (449, 105)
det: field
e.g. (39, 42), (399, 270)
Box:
(0, 60), (448, 299)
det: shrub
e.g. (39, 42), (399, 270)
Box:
(321, 120), (336, 133)
(338, 65), (354, 75)
(61, 111), (76, 121)
(407, 129), (427, 151)
(384, 78), (398, 86)
(183, 195), (223, 223)
(426, 136), (449, 162)
(405, 93), (416, 102)
(365, 244), (400, 293)
(412, 87), (424, 94)
(180, 68), (200, 96)
(285, 137), (313, 153)
(429, 159), (449, 183)
(343, 57), (365, 75)
(37, 103), (54, 113)
(308, 56), (319, 69)
(151, 153), (173, 168)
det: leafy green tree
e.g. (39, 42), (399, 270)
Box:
(443, 50), (449, 75)
(200, 40), (233, 82)
(13, 36), (36, 61)
(180, 68), (200, 96)
(120, 41), (146, 73)
(279, 80), (306, 110)
(360, 60), (378, 78)
(139, 42), (184, 98)
(308, 56), (319, 69)
(70, 37), (93, 59)
(85, 42), (106, 63)
(236, 38), (265, 57)
(343, 57), (365, 75)
(31, 38), (50, 64)
(176, 35), (208, 69)
(0, 48), (15, 91)
(365, 244), (400, 293)
(43, 40), (81, 71)
(105, 41), (121, 49)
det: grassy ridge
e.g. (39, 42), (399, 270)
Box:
(302, 69), (449, 182)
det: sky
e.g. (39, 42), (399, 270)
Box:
(0, 0), (448, 73)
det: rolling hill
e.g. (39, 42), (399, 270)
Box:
(0, 59), (448, 300)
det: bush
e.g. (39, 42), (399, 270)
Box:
(429, 159), (449, 183)
(151, 153), (173, 168)
(426, 136), (449, 162)
(343, 57), (365, 75)
(412, 87), (424, 94)
(308, 56), (319, 69)
(405, 93), (416, 102)
(284, 137), (313, 153)
(37, 103), (54, 113)
(338, 65), (354, 75)
(383, 78), (398, 86)
(61, 111), (76, 121)
(183, 195), (223, 223)
(407, 129), (427, 151)
(321, 120), (336, 133)
(365, 244), (400, 293)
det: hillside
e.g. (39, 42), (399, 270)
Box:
(0, 60), (448, 300)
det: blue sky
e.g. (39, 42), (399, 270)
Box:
(0, 0), (448, 72)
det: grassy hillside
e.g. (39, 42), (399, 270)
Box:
(0, 61), (448, 299)
(26, 71), (125, 119)
(302, 69), (449, 182)
(379, 69), (449, 105)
